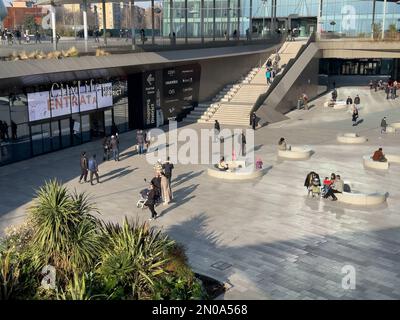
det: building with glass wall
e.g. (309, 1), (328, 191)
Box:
(162, 0), (400, 38)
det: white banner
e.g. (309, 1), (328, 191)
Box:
(27, 91), (51, 122)
(97, 83), (113, 109)
(27, 82), (114, 122)
(77, 86), (97, 112)
(49, 88), (71, 118)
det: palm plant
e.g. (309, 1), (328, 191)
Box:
(29, 180), (103, 278)
(97, 218), (174, 299)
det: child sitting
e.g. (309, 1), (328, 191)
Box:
(255, 157), (263, 169)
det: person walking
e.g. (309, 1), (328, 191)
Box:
(102, 136), (111, 161)
(136, 130), (145, 154)
(160, 172), (172, 205)
(266, 69), (271, 85)
(381, 117), (387, 134)
(332, 89), (337, 101)
(239, 131), (246, 156)
(145, 183), (159, 221)
(162, 156), (174, 185)
(354, 94), (360, 105)
(79, 152), (88, 183)
(214, 120), (220, 142)
(302, 93), (309, 110)
(346, 96), (353, 105)
(250, 112), (257, 130)
(352, 106), (359, 126)
(110, 135), (119, 161)
(88, 154), (100, 185)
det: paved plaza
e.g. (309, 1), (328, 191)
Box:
(1, 86), (400, 299)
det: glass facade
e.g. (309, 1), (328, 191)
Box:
(320, 58), (394, 75)
(163, 0), (251, 38)
(162, 0), (400, 38)
(0, 78), (129, 166)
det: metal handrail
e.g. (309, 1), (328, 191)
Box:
(250, 32), (316, 116)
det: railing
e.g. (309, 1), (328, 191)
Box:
(250, 32), (316, 116)
(0, 34), (284, 61)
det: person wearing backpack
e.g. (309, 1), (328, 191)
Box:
(88, 154), (100, 185)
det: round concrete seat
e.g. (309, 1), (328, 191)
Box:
(386, 154), (400, 164)
(337, 133), (367, 144)
(207, 165), (266, 180)
(336, 181), (387, 206)
(278, 146), (312, 160)
(363, 155), (389, 170)
(330, 101), (348, 110)
(387, 122), (400, 133)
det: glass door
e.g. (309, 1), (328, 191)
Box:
(31, 124), (43, 156)
(81, 114), (91, 143)
(60, 118), (71, 148)
(104, 109), (112, 136)
(42, 122), (51, 153)
(51, 120), (61, 151)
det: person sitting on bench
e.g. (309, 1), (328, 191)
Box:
(372, 147), (387, 162)
(218, 156), (229, 171)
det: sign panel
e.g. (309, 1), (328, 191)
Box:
(97, 82), (113, 109)
(27, 91), (51, 122)
(143, 71), (156, 127)
(77, 86), (97, 112)
(49, 88), (71, 118)
(160, 64), (201, 122)
(27, 81), (114, 122)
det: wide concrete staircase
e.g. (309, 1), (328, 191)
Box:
(181, 40), (307, 126)
(255, 38), (319, 125)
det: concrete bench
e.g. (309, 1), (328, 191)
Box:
(387, 122), (400, 133)
(207, 165), (266, 180)
(278, 146), (312, 160)
(337, 133), (367, 144)
(226, 160), (246, 169)
(386, 154), (400, 164)
(336, 181), (387, 206)
(363, 155), (389, 170)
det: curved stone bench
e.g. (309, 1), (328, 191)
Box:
(337, 133), (367, 144)
(387, 122), (400, 133)
(363, 155), (389, 170)
(207, 166), (267, 180)
(278, 146), (312, 160)
(386, 154), (400, 164)
(336, 182), (387, 206)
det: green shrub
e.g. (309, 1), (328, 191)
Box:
(29, 180), (103, 278)
(96, 218), (174, 299)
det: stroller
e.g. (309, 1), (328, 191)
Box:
(136, 179), (161, 209)
(308, 176), (322, 198)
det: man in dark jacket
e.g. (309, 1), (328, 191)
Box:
(381, 117), (387, 134)
(145, 183), (159, 220)
(162, 157), (174, 184)
(250, 113), (257, 130)
(240, 131), (246, 156)
(346, 96), (353, 105)
(354, 95), (360, 105)
(151, 172), (162, 199)
(214, 120), (220, 142)
(79, 152), (88, 183)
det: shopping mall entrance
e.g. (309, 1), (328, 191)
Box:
(89, 110), (105, 139)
